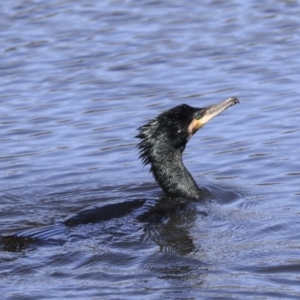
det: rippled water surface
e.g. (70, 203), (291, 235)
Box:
(1, 0), (300, 299)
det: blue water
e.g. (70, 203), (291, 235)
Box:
(1, 1), (300, 299)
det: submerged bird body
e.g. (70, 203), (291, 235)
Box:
(137, 97), (239, 199)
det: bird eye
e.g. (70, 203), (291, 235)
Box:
(194, 112), (202, 120)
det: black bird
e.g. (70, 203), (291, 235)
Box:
(137, 97), (239, 200)
(1, 97), (239, 251)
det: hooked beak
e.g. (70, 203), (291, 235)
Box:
(188, 97), (239, 136)
(202, 97), (239, 125)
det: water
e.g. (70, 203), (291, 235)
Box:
(1, 0), (300, 299)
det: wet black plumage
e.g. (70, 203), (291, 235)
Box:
(137, 97), (239, 200)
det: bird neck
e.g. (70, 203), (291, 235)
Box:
(150, 145), (201, 200)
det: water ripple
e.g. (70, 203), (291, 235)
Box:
(1, 0), (300, 299)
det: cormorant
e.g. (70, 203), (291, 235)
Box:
(137, 97), (239, 200)
(1, 97), (239, 251)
